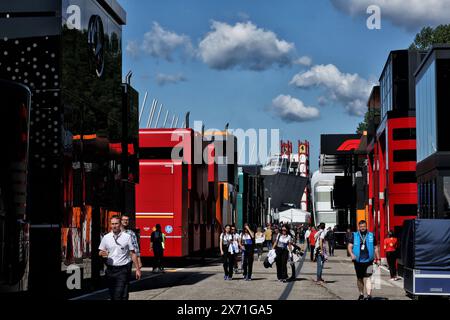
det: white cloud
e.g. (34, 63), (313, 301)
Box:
(290, 64), (374, 116)
(126, 40), (140, 59)
(156, 73), (187, 86)
(270, 95), (320, 123)
(141, 22), (193, 61)
(294, 56), (312, 66)
(331, 0), (450, 31)
(198, 21), (295, 71)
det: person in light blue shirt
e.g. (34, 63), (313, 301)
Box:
(348, 220), (380, 300)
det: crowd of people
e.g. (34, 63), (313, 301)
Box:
(219, 222), (334, 283)
(218, 220), (401, 300)
(98, 214), (400, 301)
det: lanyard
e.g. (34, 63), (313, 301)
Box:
(113, 232), (122, 246)
(358, 232), (367, 246)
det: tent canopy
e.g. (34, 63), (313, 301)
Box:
(263, 173), (308, 210)
(278, 208), (311, 224)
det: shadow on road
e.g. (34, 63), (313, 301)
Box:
(79, 271), (215, 300)
(288, 277), (309, 282)
(130, 272), (214, 293)
(141, 256), (222, 269)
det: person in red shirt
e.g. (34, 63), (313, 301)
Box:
(384, 231), (399, 280)
(309, 227), (318, 261)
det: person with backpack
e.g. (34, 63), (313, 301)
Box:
(273, 224), (293, 283)
(150, 224), (166, 273)
(220, 225), (237, 281)
(240, 223), (255, 281)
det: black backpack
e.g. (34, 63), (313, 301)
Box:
(152, 231), (163, 244)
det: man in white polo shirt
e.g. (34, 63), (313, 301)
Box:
(99, 215), (141, 300)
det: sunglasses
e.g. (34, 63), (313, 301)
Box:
(282, 229), (287, 232)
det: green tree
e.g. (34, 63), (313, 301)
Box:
(356, 108), (380, 134)
(356, 119), (367, 135)
(410, 24), (450, 50)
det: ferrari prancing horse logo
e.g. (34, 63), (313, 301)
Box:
(299, 144), (306, 154)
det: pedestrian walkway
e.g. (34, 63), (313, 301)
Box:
(287, 250), (409, 300)
(75, 250), (410, 300)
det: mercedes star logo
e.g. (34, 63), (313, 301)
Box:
(87, 15), (105, 78)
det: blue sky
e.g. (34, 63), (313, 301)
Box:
(119, 0), (444, 171)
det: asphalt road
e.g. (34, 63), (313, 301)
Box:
(75, 248), (411, 300)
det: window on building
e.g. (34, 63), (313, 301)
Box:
(416, 61), (437, 162)
(392, 128), (416, 141)
(393, 150), (417, 162)
(437, 59), (450, 152)
(380, 60), (393, 118)
(444, 177), (450, 211)
(394, 204), (417, 216)
(393, 171), (417, 184)
(316, 191), (332, 203)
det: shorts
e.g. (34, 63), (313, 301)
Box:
(354, 261), (374, 279)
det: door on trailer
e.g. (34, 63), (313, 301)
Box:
(136, 161), (178, 257)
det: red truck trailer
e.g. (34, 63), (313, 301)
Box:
(136, 128), (219, 258)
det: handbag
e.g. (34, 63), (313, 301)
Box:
(267, 249), (277, 264)
(263, 256), (272, 268)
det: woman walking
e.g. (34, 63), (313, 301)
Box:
(151, 224), (166, 273)
(273, 225), (293, 283)
(220, 225), (236, 280)
(231, 225), (241, 274)
(384, 231), (399, 281)
(240, 223), (255, 281)
(255, 227), (265, 261)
